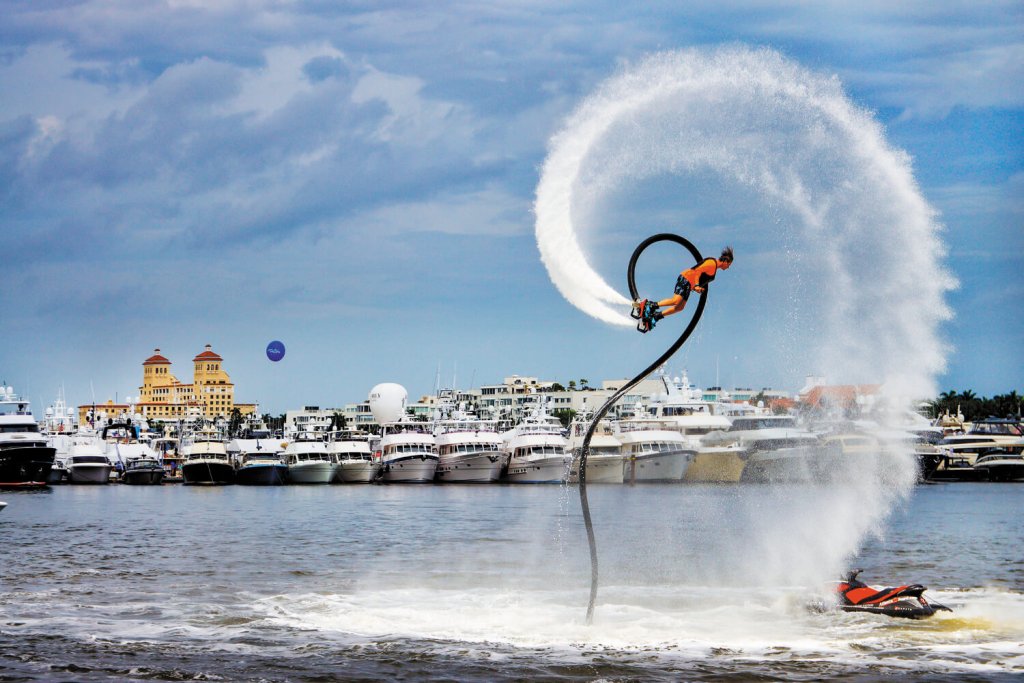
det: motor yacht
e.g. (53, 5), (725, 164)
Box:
(181, 428), (234, 485)
(613, 419), (695, 482)
(567, 418), (623, 484)
(0, 387), (55, 488)
(702, 415), (820, 483)
(229, 435), (287, 485)
(122, 456), (165, 485)
(972, 440), (1024, 482)
(378, 422), (438, 483)
(283, 433), (336, 484)
(502, 400), (571, 484)
(326, 431), (379, 483)
(325, 430), (378, 483)
(935, 418), (1023, 480)
(65, 431), (113, 484)
(433, 402), (504, 483)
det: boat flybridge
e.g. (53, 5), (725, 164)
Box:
(501, 398), (571, 484)
(432, 399), (504, 483)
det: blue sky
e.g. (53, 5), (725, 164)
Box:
(1, 1), (1021, 414)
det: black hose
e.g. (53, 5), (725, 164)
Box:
(578, 233), (707, 624)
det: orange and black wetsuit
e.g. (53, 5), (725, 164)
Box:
(674, 257), (718, 300)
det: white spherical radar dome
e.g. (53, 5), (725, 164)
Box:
(368, 383), (408, 424)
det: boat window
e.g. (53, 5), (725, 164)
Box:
(72, 456), (109, 464)
(0, 424), (40, 433)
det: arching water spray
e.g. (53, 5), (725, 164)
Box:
(535, 46), (954, 618)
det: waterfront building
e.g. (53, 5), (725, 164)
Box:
(77, 345), (257, 424)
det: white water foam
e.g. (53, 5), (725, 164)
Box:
(256, 586), (1024, 674)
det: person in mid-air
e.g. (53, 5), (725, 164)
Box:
(632, 246), (733, 333)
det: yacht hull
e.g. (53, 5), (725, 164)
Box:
(68, 463), (112, 484)
(182, 461), (235, 485)
(0, 445), (56, 488)
(506, 456), (570, 484)
(974, 457), (1024, 482)
(287, 462), (335, 484)
(122, 468), (165, 485)
(236, 463), (288, 485)
(684, 448), (748, 483)
(381, 456), (438, 483)
(624, 450), (693, 482)
(740, 446), (820, 483)
(571, 455), (625, 484)
(435, 452), (503, 483)
(333, 461), (379, 483)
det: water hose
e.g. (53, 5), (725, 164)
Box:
(578, 233), (707, 624)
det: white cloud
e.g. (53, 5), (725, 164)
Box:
(227, 43), (347, 119)
(0, 43), (145, 122)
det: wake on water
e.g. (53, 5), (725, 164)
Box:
(535, 47), (954, 595)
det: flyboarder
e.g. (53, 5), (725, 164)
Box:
(632, 246), (733, 333)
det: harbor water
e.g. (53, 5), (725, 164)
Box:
(2, 482), (1022, 681)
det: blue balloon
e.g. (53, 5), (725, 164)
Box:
(266, 340), (286, 362)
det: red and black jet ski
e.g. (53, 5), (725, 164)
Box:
(833, 569), (952, 619)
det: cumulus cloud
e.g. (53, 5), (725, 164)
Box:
(0, 1), (1020, 404)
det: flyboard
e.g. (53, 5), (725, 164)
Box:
(578, 233), (708, 624)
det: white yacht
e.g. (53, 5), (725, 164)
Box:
(641, 371), (741, 482)
(378, 422), (438, 483)
(326, 430), (379, 483)
(229, 435), (287, 485)
(702, 415), (820, 483)
(935, 418), (1023, 480)
(181, 428), (234, 485)
(502, 400), (571, 484)
(283, 433), (336, 484)
(66, 432), (113, 484)
(973, 440), (1024, 482)
(613, 420), (695, 482)
(0, 387), (56, 487)
(433, 402), (504, 483)
(567, 418), (624, 484)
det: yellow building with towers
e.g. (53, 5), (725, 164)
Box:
(78, 344), (258, 424)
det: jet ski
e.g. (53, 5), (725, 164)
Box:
(832, 569), (952, 619)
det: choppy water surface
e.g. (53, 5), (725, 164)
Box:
(2, 483), (1022, 681)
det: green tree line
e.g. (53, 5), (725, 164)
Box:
(927, 390), (1022, 422)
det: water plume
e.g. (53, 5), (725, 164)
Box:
(534, 46), (954, 588)
(535, 45), (952, 399)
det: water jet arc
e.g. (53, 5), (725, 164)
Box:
(579, 233), (707, 624)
